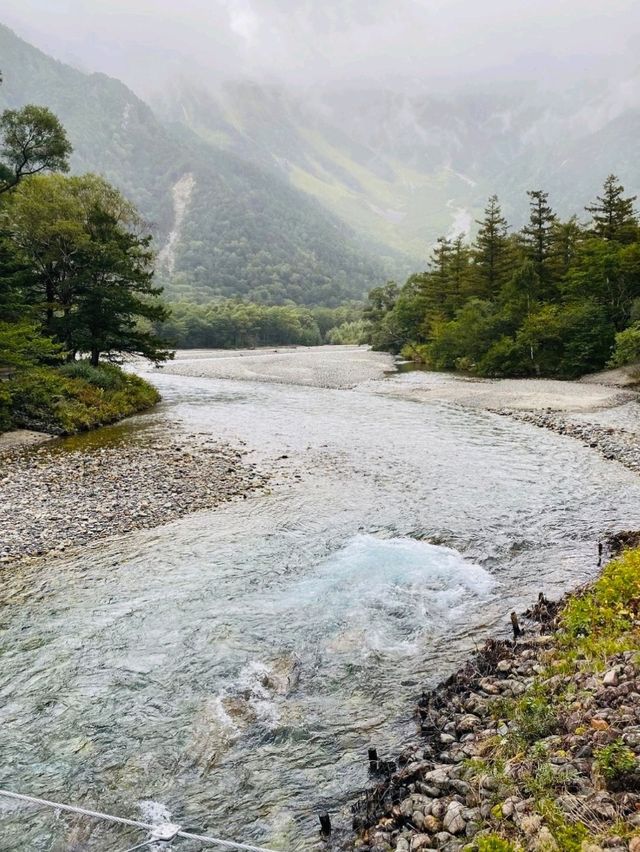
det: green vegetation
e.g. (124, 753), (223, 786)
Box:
(154, 301), (363, 348)
(9, 364), (160, 435)
(367, 178), (640, 377)
(462, 547), (640, 850)
(165, 153), (390, 306)
(474, 836), (516, 852)
(0, 101), (168, 434)
(0, 24), (390, 307)
(595, 740), (638, 789)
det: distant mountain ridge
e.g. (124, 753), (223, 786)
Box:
(0, 23), (394, 306)
(156, 75), (640, 263)
(3, 20), (640, 303)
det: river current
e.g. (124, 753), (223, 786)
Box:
(1, 362), (640, 850)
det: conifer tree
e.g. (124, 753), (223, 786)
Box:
(468, 195), (510, 299)
(425, 236), (453, 318)
(549, 216), (583, 281)
(586, 175), (637, 243)
(521, 190), (556, 292)
(447, 234), (470, 316)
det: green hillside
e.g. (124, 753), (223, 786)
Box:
(161, 79), (640, 264)
(0, 24), (392, 305)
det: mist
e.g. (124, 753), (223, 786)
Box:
(1, 0), (639, 97)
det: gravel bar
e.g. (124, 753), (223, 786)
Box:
(0, 435), (269, 564)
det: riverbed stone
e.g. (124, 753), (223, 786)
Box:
(603, 668), (621, 687)
(442, 802), (465, 835)
(0, 433), (270, 564)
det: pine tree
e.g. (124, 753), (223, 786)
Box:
(585, 175), (638, 243)
(447, 234), (470, 316)
(521, 190), (556, 292)
(468, 195), (510, 299)
(426, 236), (453, 317)
(68, 196), (170, 366)
(548, 216), (583, 281)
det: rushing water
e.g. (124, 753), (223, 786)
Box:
(2, 365), (640, 851)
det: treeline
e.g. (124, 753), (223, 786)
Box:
(0, 102), (169, 433)
(154, 302), (367, 349)
(366, 177), (640, 378)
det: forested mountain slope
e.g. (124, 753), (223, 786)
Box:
(0, 24), (391, 305)
(159, 78), (640, 264)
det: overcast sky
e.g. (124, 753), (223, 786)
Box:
(1, 0), (639, 95)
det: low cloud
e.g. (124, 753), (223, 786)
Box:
(1, 0), (639, 95)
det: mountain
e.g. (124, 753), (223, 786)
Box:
(4, 20), (640, 301)
(0, 24), (394, 306)
(157, 76), (640, 263)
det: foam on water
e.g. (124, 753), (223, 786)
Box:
(278, 535), (496, 660)
(138, 799), (172, 824)
(235, 660), (281, 728)
(308, 534), (489, 613)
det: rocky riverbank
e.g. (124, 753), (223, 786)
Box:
(491, 409), (640, 476)
(349, 546), (640, 852)
(0, 434), (269, 564)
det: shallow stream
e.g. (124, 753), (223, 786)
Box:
(1, 362), (640, 850)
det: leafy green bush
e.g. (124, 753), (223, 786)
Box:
(595, 739), (638, 789)
(59, 360), (122, 390)
(608, 323), (640, 368)
(7, 365), (159, 434)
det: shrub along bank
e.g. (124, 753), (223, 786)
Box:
(1, 362), (159, 435)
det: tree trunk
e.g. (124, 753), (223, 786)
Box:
(90, 348), (100, 367)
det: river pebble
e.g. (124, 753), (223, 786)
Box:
(0, 434), (269, 564)
(491, 408), (640, 474)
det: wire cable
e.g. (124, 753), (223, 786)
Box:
(0, 789), (278, 852)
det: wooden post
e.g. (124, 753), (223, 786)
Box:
(510, 611), (522, 639)
(368, 747), (378, 772)
(598, 541), (603, 567)
(319, 812), (332, 836)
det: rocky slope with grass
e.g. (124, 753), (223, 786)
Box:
(350, 546), (640, 852)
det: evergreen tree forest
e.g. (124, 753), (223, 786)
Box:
(154, 302), (365, 349)
(0, 101), (170, 433)
(366, 178), (640, 378)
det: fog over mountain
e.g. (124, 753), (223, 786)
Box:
(2, 0), (640, 95)
(2, 1), (640, 281)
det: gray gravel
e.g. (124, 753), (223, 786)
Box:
(0, 435), (269, 564)
(492, 407), (640, 474)
(157, 345), (394, 389)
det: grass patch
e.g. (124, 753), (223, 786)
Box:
(474, 836), (517, 852)
(463, 546), (640, 849)
(5, 361), (160, 434)
(562, 550), (640, 646)
(595, 739), (639, 790)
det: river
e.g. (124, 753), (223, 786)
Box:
(1, 353), (640, 850)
